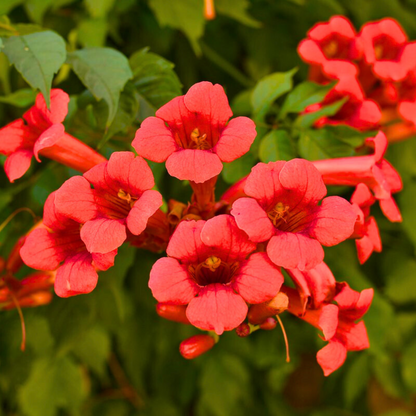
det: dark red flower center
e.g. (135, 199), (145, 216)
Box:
(174, 128), (213, 150)
(373, 35), (401, 60)
(188, 256), (239, 286)
(320, 34), (351, 59)
(267, 201), (310, 233)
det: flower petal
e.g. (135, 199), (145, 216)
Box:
(279, 158), (327, 206)
(127, 189), (163, 235)
(132, 117), (177, 162)
(318, 303), (339, 340)
(343, 321), (370, 351)
(309, 196), (356, 246)
(54, 176), (98, 223)
(165, 149), (223, 183)
(267, 232), (324, 270)
(0, 119), (34, 154)
(81, 218), (127, 253)
(317, 340), (347, 376)
(92, 250), (117, 271)
(4, 148), (33, 182)
(149, 257), (198, 304)
(231, 197), (275, 243)
(166, 220), (209, 264)
(106, 152), (155, 194)
(186, 284), (248, 335)
(33, 123), (65, 161)
(54, 252), (98, 297)
(183, 81), (233, 126)
(214, 117), (256, 162)
(233, 252), (284, 304)
(200, 214), (256, 261)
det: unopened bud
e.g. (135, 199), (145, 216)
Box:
(235, 323), (251, 337)
(179, 335), (215, 359)
(156, 303), (190, 325)
(248, 292), (289, 325)
(259, 317), (277, 331)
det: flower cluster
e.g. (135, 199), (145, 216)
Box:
(1, 78), (394, 376)
(298, 16), (416, 141)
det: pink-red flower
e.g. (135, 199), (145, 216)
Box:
(231, 159), (357, 270)
(349, 184), (382, 264)
(312, 131), (402, 222)
(357, 18), (416, 82)
(54, 151), (163, 254)
(298, 15), (359, 81)
(20, 192), (117, 297)
(0, 89), (106, 182)
(148, 215), (284, 335)
(304, 77), (381, 130)
(283, 282), (373, 376)
(132, 81), (257, 183)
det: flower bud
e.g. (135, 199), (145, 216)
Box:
(156, 303), (191, 325)
(259, 317), (277, 330)
(179, 335), (216, 359)
(235, 323), (251, 337)
(248, 292), (289, 325)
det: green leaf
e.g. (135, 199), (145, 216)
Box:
(402, 340), (416, 392)
(129, 48), (182, 109)
(24, 0), (55, 24)
(343, 353), (370, 407)
(0, 88), (36, 107)
(251, 69), (297, 121)
(72, 325), (110, 377)
(215, 0), (261, 28)
(294, 97), (347, 129)
(18, 356), (87, 416)
(0, 0), (23, 15)
(67, 47), (133, 125)
(84, 0), (116, 18)
(148, 0), (205, 54)
(279, 81), (333, 119)
(2, 31), (66, 107)
(298, 127), (358, 160)
(77, 18), (108, 48)
(385, 258), (416, 304)
(398, 178), (416, 247)
(259, 130), (295, 162)
(221, 152), (256, 184)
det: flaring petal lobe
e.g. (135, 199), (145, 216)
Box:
(267, 232), (324, 271)
(231, 198), (275, 243)
(165, 149), (223, 183)
(4, 148), (33, 182)
(33, 123), (65, 161)
(214, 117), (256, 162)
(127, 190), (163, 235)
(233, 253), (284, 304)
(0, 119), (31, 154)
(54, 252), (98, 298)
(200, 214), (256, 261)
(92, 250), (117, 271)
(149, 257), (198, 304)
(81, 218), (127, 253)
(317, 340), (347, 376)
(132, 117), (177, 162)
(183, 82), (232, 126)
(186, 284), (248, 335)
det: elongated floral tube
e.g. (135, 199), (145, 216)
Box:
(312, 131), (402, 222)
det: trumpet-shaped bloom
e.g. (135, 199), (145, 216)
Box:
(132, 81), (257, 183)
(231, 159), (357, 271)
(149, 215), (284, 335)
(284, 282), (373, 376)
(54, 151), (163, 254)
(357, 18), (416, 82)
(0, 89), (106, 182)
(20, 192), (117, 297)
(298, 15), (359, 80)
(312, 131), (402, 222)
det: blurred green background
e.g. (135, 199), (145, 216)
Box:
(1, 0), (416, 415)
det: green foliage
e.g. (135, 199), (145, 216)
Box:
(1, 30), (66, 107)
(259, 129), (295, 162)
(67, 47), (133, 126)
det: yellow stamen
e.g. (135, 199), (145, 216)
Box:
(190, 128), (210, 150)
(202, 256), (221, 272)
(276, 314), (290, 363)
(323, 40), (338, 58)
(268, 202), (290, 226)
(118, 189), (136, 208)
